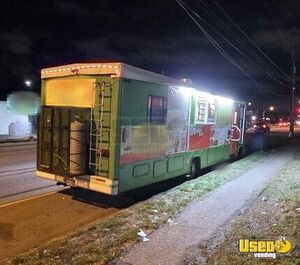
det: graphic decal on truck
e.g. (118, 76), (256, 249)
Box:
(120, 86), (189, 165)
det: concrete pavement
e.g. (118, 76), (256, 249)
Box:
(117, 143), (296, 265)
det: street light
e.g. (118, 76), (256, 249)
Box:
(262, 106), (275, 120)
(25, 80), (32, 87)
(248, 102), (252, 106)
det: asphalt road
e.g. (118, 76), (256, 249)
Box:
(247, 125), (300, 134)
(0, 143), (185, 262)
(0, 143), (124, 261)
(0, 190), (122, 262)
(0, 142), (63, 205)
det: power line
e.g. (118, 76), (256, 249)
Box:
(193, 0), (292, 85)
(180, 0), (291, 90)
(212, 0), (293, 84)
(177, 0), (262, 90)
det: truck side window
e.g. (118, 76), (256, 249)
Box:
(147, 95), (167, 124)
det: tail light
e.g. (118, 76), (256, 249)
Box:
(96, 149), (110, 158)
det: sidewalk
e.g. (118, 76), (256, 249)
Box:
(116, 145), (296, 265)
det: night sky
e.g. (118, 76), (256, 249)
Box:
(0, 0), (299, 112)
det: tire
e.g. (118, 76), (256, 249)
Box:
(190, 158), (200, 178)
(237, 147), (245, 159)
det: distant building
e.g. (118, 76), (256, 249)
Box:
(0, 92), (40, 140)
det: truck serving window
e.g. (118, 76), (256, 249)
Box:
(207, 102), (216, 123)
(195, 99), (206, 123)
(147, 95), (167, 124)
(194, 97), (217, 124)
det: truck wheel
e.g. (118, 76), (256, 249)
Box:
(237, 147), (244, 159)
(190, 158), (200, 178)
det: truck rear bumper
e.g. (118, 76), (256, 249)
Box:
(36, 170), (118, 195)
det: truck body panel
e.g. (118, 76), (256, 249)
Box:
(36, 63), (246, 195)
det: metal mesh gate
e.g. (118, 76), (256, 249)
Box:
(37, 106), (89, 176)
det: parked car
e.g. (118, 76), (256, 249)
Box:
(278, 121), (290, 127)
(253, 122), (270, 133)
(294, 119), (300, 126)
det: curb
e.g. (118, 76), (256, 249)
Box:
(0, 140), (37, 147)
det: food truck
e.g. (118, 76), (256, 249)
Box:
(37, 63), (246, 195)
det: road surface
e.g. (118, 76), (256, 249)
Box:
(246, 125), (300, 134)
(0, 143), (122, 261)
(0, 190), (123, 262)
(0, 142), (63, 205)
(0, 142), (183, 262)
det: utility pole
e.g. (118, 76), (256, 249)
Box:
(289, 52), (296, 138)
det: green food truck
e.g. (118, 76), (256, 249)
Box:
(37, 62), (246, 195)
